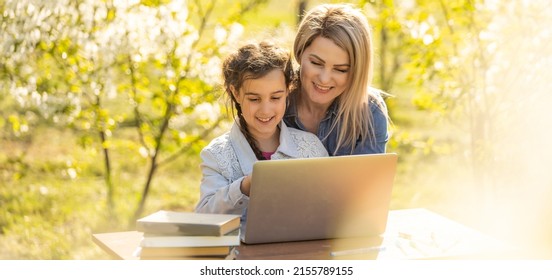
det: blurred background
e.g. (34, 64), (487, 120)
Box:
(1, 0), (551, 259)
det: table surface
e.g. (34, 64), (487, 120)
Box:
(92, 208), (521, 260)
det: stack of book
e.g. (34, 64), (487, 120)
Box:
(134, 210), (241, 260)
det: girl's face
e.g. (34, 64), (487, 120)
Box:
(299, 36), (350, 107)
(234, 69), (288, 141)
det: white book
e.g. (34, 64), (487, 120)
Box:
(136, 210), (241, 236)
(140, 229), (240, 248)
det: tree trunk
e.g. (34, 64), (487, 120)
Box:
(297, 0), (308, 25)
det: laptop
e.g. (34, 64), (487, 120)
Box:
(241, 153), (398, 244)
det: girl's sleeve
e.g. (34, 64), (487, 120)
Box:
(195, 149), (249, 215)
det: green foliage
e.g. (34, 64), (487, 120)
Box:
(1, 0), (551, 259)
(0, 0), (262, 259)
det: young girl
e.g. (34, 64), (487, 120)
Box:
(195, 42), (328, 222)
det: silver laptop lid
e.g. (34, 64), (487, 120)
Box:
(242, 153), (397, 244)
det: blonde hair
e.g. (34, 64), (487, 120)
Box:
(294, 3), (387, 154)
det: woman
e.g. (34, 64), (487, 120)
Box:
(195, 41), (327, 220)
(284, 3), (390, 156)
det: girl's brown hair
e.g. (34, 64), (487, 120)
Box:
(222, 41), (294, 160)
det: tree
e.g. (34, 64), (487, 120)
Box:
(365, 0), (494, 181)
(0, 0), (268, 225)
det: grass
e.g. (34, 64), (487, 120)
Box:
(0, 124), (206, 259)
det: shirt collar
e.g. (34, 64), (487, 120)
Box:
(275, 121), (298, 158)
(229, 120), (298, 174)
(325, 100), (339, 120)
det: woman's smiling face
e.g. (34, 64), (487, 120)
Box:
(299, 36), (350, 107)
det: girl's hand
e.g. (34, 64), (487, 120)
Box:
(240, 175), (252, 196)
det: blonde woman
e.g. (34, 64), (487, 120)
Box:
(284, 3), (390, 156)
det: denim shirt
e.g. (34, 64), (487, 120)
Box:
(283, 89), (389, 156)
(195, 120), (328, 226)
